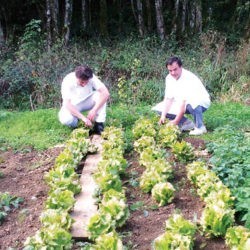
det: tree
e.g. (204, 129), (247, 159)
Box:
(64, 0), (72, 45)
(100, 0), (108, 36)
(155, 0), (165, 40)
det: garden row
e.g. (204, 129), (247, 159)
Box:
(130, 116), (250, 249)
(23, 128), (96, 249)
(85, 126), (130, 249)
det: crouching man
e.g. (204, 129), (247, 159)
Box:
(152, 56), (211, 135)
(58, 65), (110, 134)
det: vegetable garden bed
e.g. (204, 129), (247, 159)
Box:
(0, 123), (248, 249)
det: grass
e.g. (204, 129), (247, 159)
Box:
(0, 102), (249, 151)
(0, 109), (71, 151)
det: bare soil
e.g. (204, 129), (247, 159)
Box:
(0, 137), (229, 250)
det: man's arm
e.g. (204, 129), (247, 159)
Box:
(87, 85), (110, 121)
(169, 100), (186, 125)
(159, 97), (173, 124)
(65, 99), (92, 127)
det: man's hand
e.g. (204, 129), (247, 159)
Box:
(82, 117), (92, 127)
(169, 120), (178, 126)
(87, 108), (97, 122)
(159, 116), (166, 125)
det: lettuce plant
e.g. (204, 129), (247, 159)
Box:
(94, 231), (123, 250)
(225, 225), (250, 249)
(40, 208), (73, 230)
(24, 226), (73, 249)
(87, 212), (114, 240)
(152, 182), (175, 207)
(45, 189), (75, 211)
(139, 147), (166, 167)
(171, 140), (195, 163)
(153, 213), (196, 250)
(93, 171), (122, 193)
(157, 123), (180, 148)
(165, 213), (197, 237)
(99, 196), (130, 228)
(132, 117), (156, 139)
(200, 203), (235, 237)
(139, 170), (167, 193)
(186, 161), (208, 186)
(145, 158), (173, 179)
(44, 166), (81, 194)
(134, 135), (156, 153)
(97, 158), (127, 175)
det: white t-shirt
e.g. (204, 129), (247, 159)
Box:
(61, 72), (105, 105)
(165, 68), (211, 109)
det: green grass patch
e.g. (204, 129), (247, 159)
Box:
(0, 109), (71, 151)
(202, 102), (250, 142)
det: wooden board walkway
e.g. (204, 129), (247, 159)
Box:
(70, 135), (102, 239)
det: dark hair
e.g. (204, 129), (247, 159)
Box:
(166, 56), (182, 67)
(75, 65), (93, 80)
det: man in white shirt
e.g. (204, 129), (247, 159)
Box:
(58, 65), (110, 134)
(152, 56), (210, 135)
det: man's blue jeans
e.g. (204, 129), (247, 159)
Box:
(166, 104), (207, 128)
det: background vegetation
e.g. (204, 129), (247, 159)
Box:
(0, 1), (249, 111)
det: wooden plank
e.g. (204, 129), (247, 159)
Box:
(70, 135), (102, 239)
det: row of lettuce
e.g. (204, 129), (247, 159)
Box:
(132, 117), (197, 249)
(85, 126), (130, 249)
(23, 128), (95, 249)
(131, 116), (250, 249)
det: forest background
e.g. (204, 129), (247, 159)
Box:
(0, 0), (249, 111)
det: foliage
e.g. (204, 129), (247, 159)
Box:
(24, 128), (90, 249)
(153, 212), (197, 250)
(1, 32), (249, 111)
(94, 231), (124, 249)
(24, 226), (73, 250)
(200, 204), (235, 237)
(0, 192), (24, 225)
(171, 140), (195, 163)
(151, 182), (175, 207)
(207, 125), (250, 228)
(157, 123), (180, 148)
(225, 226), (250, 250)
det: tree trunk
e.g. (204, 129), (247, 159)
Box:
(51, 0), (59, 36)
(155, 0), (165, 40)
(195, 0), (202, 33)
(136, 0), (144, 36)
(172, 0), (180, 35)
(100, 0), (108, 36)
(117, 0), (123, 33)
(131, 0), (138, 25)
(145, 0), (152, 32)
(64, 0), (72, 45)
(0, 21), (5, 47)
(181, 0), (187, 33)
(81, 0), (87, 30)
(46, 0), (52, 51)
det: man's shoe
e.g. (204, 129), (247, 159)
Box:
(180, 119), (195, 131)
(93, 122), (104, 135)
(189, 126), (207, 135)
